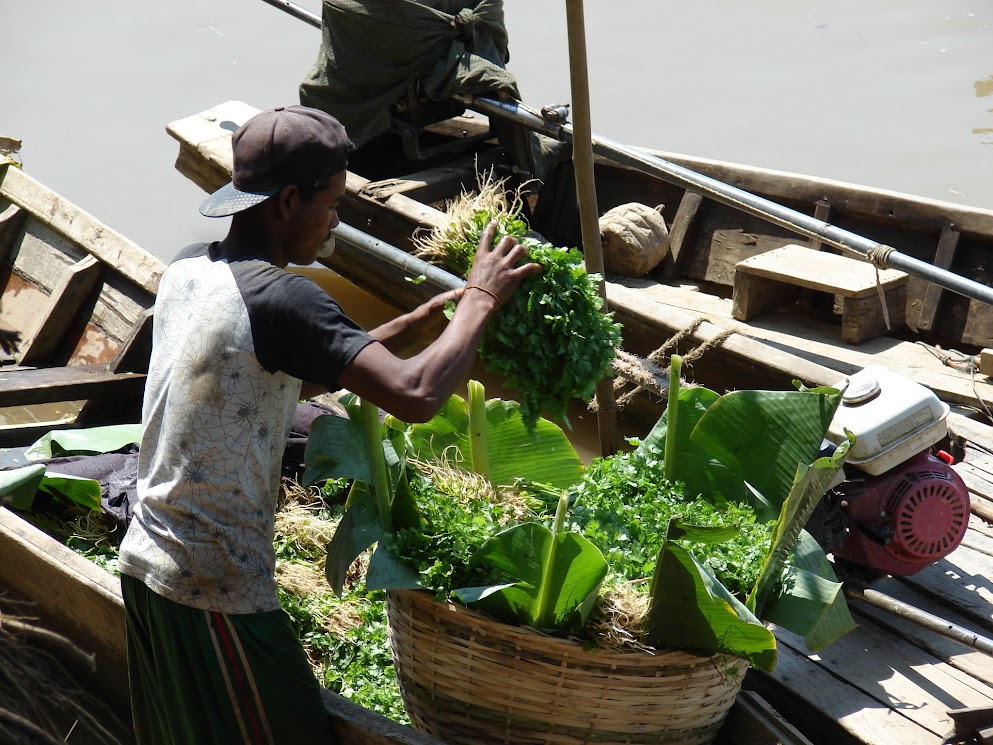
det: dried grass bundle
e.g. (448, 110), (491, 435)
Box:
(410, 456), (534, 526)
(413, 172), (528, 277)
(0, 602), (130, 745)
(584, 582), (655, 653)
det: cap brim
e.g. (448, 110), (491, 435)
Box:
(199, 182), (279, 218)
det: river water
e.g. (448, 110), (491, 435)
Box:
(2, 1), (991, 262)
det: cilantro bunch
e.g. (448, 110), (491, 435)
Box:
(477, 234), (622, 430)
(566, 448), (773, 598)
(429, 205), (622, 431)
(385, 473), (541, 598)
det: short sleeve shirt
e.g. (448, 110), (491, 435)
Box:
(119, 243), (374, 614)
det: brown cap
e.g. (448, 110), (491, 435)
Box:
(199, 105), (353, 218)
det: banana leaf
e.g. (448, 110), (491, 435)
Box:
(406, 392), (584, 491)
(690, 387), (843, 509)
(0, 464), (102, 512)
(25, 423), (142, 460)
(762, 530), (857, 652)
(644, 520), (777, 671)
(746, 435), (852, 618)
(637, 387), (746, 505)
(639, 380), (852, 659)
(453, 509), (607, 632)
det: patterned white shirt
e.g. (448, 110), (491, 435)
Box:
(119, 243), (373, 613)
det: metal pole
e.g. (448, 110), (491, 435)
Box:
(565, 0), (619, 457)
(333, 222), (463, 292)
(846, 587), (993, 656)
(466, 96), (993, 307)
(259, 0), (320, 27)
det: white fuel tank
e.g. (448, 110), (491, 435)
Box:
(825, 366), (949, 475)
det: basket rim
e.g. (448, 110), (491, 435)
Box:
(387, 588), (748, 667)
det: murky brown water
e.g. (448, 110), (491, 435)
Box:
(2, 1), (991, 264)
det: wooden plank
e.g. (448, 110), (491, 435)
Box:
(0, 198), (27, 263)
(0, 507), (129, 708)
(0, 165), (163, 297)
(807, 200), (831, 252)
(962, 515), (993, 557)
(109, 307), (154, 374)
(840, 285), (907, 345)
(18, 255), (103, 365)
(718, 690), (815, 745)
(614, 277), (993, 410)
(732, 244), (909, 343)
(75, 308), (154, 426)
(359, 167), (473, 204)
(88, 277), (156, 350)
(850, 578), (993, 688)
(916, 226), (960, 333)
(641, 147), (993, 238)
(948, 413), (993, 457)
(0, 364), (146, 408)
(898, 545), (993, 633)
(960, 464), (993, 524)
(10, 216), (84, 289)
(771, 617), (993, 739)
(735, 245), (908, 299)
(747, 641), (938, 745)
(0, 506), (449, 745)
(320, 690), (445, 745)
(662, 190), (704, 279)
(982, 349), (993, 378)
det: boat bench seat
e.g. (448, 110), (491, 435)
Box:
(732, 243), (909, 344)
(0, 364), (146, 409)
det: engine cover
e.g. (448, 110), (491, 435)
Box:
(831, 451), (970, 575)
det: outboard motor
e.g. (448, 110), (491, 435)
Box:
(814, 366), (970, 576)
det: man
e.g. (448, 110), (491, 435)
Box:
(118, 105), (538, 744)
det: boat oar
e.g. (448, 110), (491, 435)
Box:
(565, 0), (620, 457)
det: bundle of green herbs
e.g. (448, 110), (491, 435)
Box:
(414, 177), (621, 428)
(309, 364), (858, 672)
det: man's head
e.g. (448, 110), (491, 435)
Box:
(199, 105), (353, 218)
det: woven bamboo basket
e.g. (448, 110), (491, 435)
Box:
(386, 589), (748, 745)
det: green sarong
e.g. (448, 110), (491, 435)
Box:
(122, 575), (334, 745)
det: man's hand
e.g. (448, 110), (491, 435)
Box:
(462, 220), (541, 308)
(342, 220), (541, 422)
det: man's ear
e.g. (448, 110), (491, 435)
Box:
(275, 184), (300, 218)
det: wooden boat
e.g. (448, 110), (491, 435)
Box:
(5, 114), (993, 744)
(0, 162), (449, 745)
(167, 101), (993, 435)
(0, 162), (162, 448)
(163, 100), (993, 745)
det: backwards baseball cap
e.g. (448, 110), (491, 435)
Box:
(199, 105), (353, 218)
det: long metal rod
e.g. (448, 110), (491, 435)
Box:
(467, 96), (993, 307)
(846, 587), (993, 655)
(259, 0), (320, 27)
(333, 222), (463, 292)
(262, 0), (993, 307)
